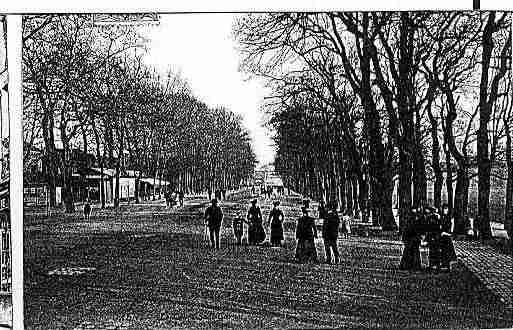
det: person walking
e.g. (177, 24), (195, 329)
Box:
(322, 201), (340, 264)
(207, 187), (212, 201)
(268, 201), (285, 247)
(204, 199), (223, 249)
(247, 199), (265, 245)
(439, 203), (457, 272)
(399, 207), (422, 271)
(295, 206), (318, 263)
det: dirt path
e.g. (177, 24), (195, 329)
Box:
(24, 190), (513, 329)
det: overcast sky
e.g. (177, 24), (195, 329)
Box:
(142, 13), (275, 166)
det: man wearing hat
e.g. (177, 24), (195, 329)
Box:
(268, 201), (285, 247)
(295, 205), (318, 263)
(247, 199), (265, 244)
(204, 199), (224, 249)
(322, 201), (341, 264)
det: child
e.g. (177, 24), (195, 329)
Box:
(232, 214), (247, 245)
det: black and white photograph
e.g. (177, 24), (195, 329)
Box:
(0, 15), (12, 329)
(16, 7), (513, 330)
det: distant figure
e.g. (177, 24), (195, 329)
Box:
(295, 206), (318, 263)
(215, 189), (222, 201)
(439, 204), (457, 272)
(178, 191), (184, 207)
(267, 186), (272, 199)
(268, 201), (284, 247)
(247, 199), (265, 245)
(322, 201), (340, 264)
(221, 188), (226, 200)
(208, 187), (212, 201)
(204, 199), (223, 249)
(164, 191), (171, 208)
(340, 212), (350, 238)
(424, 206), (441, 271)
(251, 186), (256, 195)
(399, 207), (422, 271)
(83, 200), (91, 221)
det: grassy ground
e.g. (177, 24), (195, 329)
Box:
(24, 190), (513, 329)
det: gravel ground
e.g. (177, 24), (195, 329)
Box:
(24, 190), (513, 329)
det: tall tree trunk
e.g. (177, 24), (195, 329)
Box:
(345, 171), (353, 216)
(428, 109), (443, 210)
(476, 13), (496, 240)
(397, 13), (415, 213)
(91, 120), (105, 208)
(351, 175), (359, 218)
(445, 146), (454, 215)
(360, 13), (392, 228)
(42, 111), (57, 207)
(413, 150), (427, 207)
(505, 123), (512, 240)
(358, 172), (369, 222)
(61, 135), (75, 213)
(413, 104), (427, 207)
(453, 166), (470, 234)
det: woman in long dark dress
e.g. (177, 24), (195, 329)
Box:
(295, 206), (318, 263)
(439, 204), (457, 271)
(247, 199), (265, 245)
(268, 201), (284, 247)
(399, 207), (422, 271)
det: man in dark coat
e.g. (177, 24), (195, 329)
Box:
(399, 207), (422, 271)
(440, 203), (457, 272)
(204, 199), (223, 249)
(247, 199), (265, 244)
(295, 206), (318, 263)
(322, 201), (340, 264)
(268, 201), (284, 247)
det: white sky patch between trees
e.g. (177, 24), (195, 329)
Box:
(142, 13), (276, 166)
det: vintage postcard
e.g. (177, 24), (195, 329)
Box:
(1, 0), (513, 329)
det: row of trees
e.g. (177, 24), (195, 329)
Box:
(234, 12), (512, 239)
(23, 15), (257, 212)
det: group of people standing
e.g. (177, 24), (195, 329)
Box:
(295, 199), (347, 264)
(203, 197), (346, 265)
(251, 185), (286, 198)
(204, 196), (459, 271)
(164, 190), (185, 208)
(233, 199), (284, 247)
(399, 203), (457, 272)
